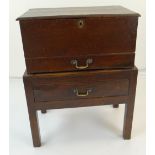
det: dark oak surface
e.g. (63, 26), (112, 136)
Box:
(20, 16), (138, 56)
(19, 13), (139, 73)
(20, 17), (138, 57)
(17, 6), (140, 20)
(19, 6), (140, 147)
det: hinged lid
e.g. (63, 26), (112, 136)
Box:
(16, 6), (140, 20)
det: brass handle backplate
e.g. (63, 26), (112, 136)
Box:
(74, 88), (92, 97)
(71, 58), (93, 69)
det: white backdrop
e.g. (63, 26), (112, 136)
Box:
(9, 0), (145, 77)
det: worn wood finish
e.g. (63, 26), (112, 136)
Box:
(18, 6), (140, 147)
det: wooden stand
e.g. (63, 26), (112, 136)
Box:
(23, 67), (138, 147)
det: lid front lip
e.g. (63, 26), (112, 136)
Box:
(16, 6), (141, 21)
(16, 13), (141, 21)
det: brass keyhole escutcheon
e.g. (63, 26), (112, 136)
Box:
(78, 19), (84, 28)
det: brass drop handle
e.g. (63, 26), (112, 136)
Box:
(74, 88), (92, 97)
(71, 58), (93, 69)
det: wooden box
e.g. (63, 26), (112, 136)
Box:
(17, 6), (140, 73)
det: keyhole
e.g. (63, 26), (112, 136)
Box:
(78, 20), (84, 28)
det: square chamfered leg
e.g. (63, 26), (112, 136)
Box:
(123, 67), (138, 139)
(23, 75), (41, 147)
(27, 109), (41, 147)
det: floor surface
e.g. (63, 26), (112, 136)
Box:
(9, 73), (145, 155)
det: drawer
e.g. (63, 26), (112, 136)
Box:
(19, 16), (138, 73)
(33, 79), (129, 102)
(27, 70), (130, 102)
(26, 53), (134, 73)
(23, 67), (138, 109)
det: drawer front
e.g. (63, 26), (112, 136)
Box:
(26, 53), (134, 73)
(31, 71), (129, 102)
(20, 16), (138, 58)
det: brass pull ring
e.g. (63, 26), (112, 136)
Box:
(71, 58), (93, 69)
(74, 89), (92, 97)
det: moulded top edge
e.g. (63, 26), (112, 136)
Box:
(16, 6), (141, 21)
